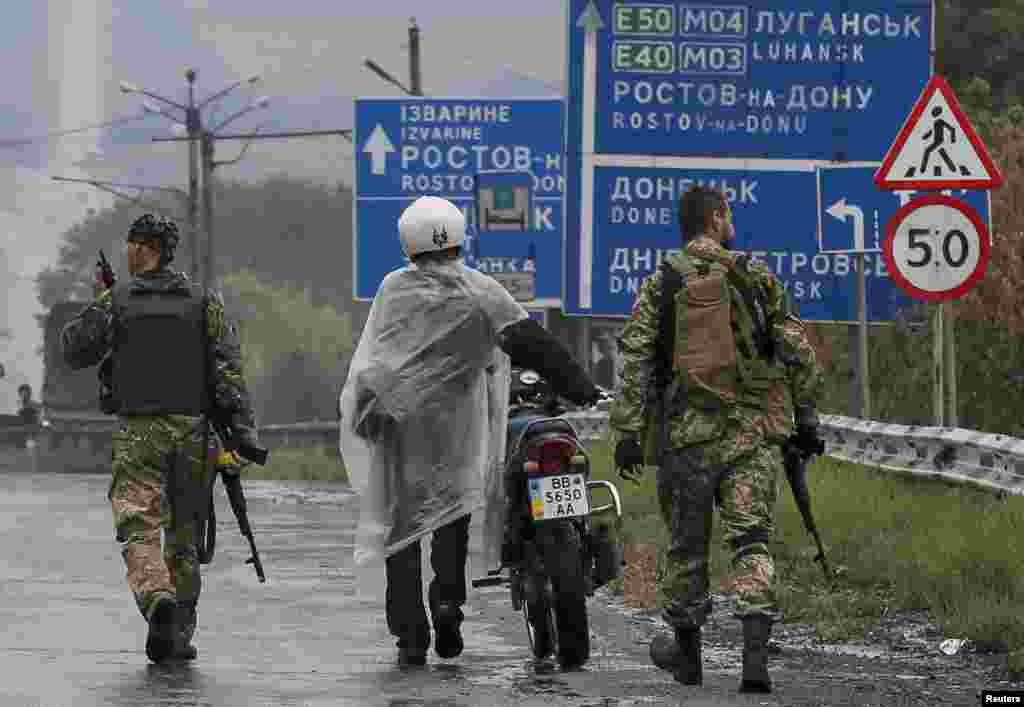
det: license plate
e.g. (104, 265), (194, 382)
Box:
(527, 473), (590, 520)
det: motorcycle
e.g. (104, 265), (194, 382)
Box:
(472, 367), (623, 667)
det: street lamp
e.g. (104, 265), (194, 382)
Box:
(141, 101), (180, 122)
(209, 96), (271, 134)
(363, 18), (423, 96)
(197, 73), (262, 110)
(363, 59), (413, 95)
(118, 81), (187, 112)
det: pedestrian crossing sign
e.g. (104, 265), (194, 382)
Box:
(874, 75), (1004, 191)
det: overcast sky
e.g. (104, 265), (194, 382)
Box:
(0, 0), (565, 408)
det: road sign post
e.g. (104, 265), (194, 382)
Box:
(876, 74), (1004, 426)
(883, 194), (992, 426)
(817, 164), (990, 419)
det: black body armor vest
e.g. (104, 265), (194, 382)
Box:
(110, 278), (209, 416)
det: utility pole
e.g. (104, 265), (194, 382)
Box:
(201, 132), (215, 299)
(408, 18), (423, 96)
(185, 69), (200, 281)
(121, 69), (264, 284)
(124, 68), (353, 288)
(155, 126), (354, 288)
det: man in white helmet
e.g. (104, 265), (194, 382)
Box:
(339, 195), (600, 667)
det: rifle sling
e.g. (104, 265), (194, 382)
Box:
(655, 260), (683, 388)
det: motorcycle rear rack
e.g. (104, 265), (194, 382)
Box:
(586, 480), (623, 519)
(472, 567), (510, 588)
(471, 481), (622, 592)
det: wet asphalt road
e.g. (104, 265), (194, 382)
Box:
(0, 454), (1012, 706)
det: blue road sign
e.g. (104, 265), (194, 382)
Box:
(566, 0), (933, 160)
(817, 165), (991, 254)
(354, 98), (564, 305)
(565, 163), (946, 323)
(564, 0), (936, 319)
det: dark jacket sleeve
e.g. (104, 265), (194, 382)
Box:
(496, 318), (599, 406)
(206, 291), (257, 428)
(60, 290), (115, 370)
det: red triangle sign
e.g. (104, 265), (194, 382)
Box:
(874, 75), (1004, 191)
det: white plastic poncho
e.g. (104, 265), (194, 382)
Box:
(338, 258), (527, 567)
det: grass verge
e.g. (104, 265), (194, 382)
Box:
(243, 447), (349, 483)
(587, 440), (1024, 665)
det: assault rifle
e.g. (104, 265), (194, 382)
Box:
(782, 434), (834, 586)
(96, 250), (116, 289)
(211, 416), (268, 583)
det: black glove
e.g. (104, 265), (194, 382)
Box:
(793, 424), (824, 458)
(355, 410), (388, 441)
(614, 435), (645, 483)
(227, 415), (268, 465)
(575, 383), (603, 408)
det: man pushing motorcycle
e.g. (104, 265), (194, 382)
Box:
(338, 196), (601, 667)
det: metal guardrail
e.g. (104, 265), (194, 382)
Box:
(7, 410), (1024, 496)
(818, 414), (1024, 496)
(552, 410), (1024, 497)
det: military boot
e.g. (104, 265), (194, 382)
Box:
(396, 631), (430, 667)
(145, 592), (178, 663)
(739, 616), (773, 693)
(650, 627), (702, 685)
(172, 600), (198, 661)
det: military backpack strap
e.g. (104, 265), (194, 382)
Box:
(655, 260), (684, 381)
(727, 254), (773, 359)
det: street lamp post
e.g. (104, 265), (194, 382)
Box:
(120, 69), (264, 284)
(127, 69), (353, 295)
(185, 69), (199, 281)
(363, 18), (424, 97)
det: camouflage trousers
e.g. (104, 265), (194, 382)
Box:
(656, 428), (783, 630)
(108, 416), (213, 643)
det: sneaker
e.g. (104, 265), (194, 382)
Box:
(431, 602), (464, 659)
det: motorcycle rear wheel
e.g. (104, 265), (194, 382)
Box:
(532, 519), (591, 668)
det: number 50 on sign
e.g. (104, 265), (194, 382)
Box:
(882, 194), (991, 303)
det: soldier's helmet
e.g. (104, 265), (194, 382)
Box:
(128, 214), (180, 264)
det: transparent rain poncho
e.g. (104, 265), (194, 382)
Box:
(338, 258), (526, 567)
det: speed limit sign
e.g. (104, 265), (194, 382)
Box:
(882, 194), (991, 302)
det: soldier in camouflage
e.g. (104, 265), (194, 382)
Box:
(61, 214), (258, 663)
(609, 186), (823, 693)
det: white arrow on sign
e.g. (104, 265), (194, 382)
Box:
(363, 124), (395, 176)
(826, 198), (866, 251)
(577, 0), (604, 310)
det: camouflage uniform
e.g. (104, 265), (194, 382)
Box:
(61, 269), (255, 649)
(610, 236), (822, 630)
